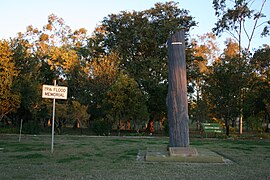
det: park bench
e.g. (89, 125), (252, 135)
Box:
(200, 123), (223, 138)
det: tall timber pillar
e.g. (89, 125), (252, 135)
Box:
(167, 31), (189, 147)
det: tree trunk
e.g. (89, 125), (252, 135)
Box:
(225, 119), (230, 136)
(167, 31), (189, 147)
(0, 114), (4, 122)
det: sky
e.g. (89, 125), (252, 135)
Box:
(0, 0), (269, 50)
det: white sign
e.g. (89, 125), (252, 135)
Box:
(42, 85), (68, 99)
(172, 41), (183, 45)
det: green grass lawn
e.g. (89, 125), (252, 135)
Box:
(0, 134), (270, 179)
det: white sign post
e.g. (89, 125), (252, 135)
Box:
(42, 80), (68, 153)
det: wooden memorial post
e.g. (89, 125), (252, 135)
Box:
(167, 30), (189, 147)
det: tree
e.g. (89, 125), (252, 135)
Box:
(9, 36), (44, 125)
(86, 52), (121, 123)
(187, 33), (220, 124)
(22, 13), (84, 82)
(213, 0), (269, 54)
(24, 14), (90, 102)
(205, 39), (250, 135)
(92, 1), (196, 122)
(0, 40), (20, 122)
(87, 52), (120, 93)
(251, 45), (270, 81)
(68, 100), (90, 128)
(245, 45), (270, 130)
(5, 14), (91, 128)
(212, 0), (269, 134)
(105, 72), (149, 130)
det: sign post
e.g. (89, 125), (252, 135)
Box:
(42, 80), (68, 153)
(51, 80), (56, 154)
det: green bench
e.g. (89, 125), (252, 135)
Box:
(200, 123), (223, 138)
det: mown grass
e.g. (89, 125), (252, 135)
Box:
(0, 134), (270, 179)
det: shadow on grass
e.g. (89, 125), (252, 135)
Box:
(10, 153), (46, 159)
(57, 155), (82, 163)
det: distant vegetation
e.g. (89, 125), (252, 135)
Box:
(0, 1), (269, 135)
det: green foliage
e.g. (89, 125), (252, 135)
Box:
(22, 121), (41, 134)
(105, 72), (149, 125)
(92, 118), (113, 136)
(1, 1), (269, 135)
(244, 46), (270, 131)
(67, 100), (90, 127)
(245, 112), (267, 132)
(0, 127), (18, 134)
(163, 119), (169, 136)
(202, 40), (252, 135)
(9, 37), (46, 126)
(0, 40), (21, 120)
(42, 100), (90, 128)
(187, 33), (220, 124)
(92, 1), (196, 119)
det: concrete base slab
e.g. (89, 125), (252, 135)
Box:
(169, 147), (198, 157)
(145, 147), (225, 163)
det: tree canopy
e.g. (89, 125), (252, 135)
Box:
(0, 1), (269, 135)
(0, 40), (20, 121)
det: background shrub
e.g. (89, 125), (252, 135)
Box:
(92, 118), (113, 136)
(22, 121), (41, 134)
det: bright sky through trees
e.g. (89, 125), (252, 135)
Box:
(0, 0), (269, 49)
